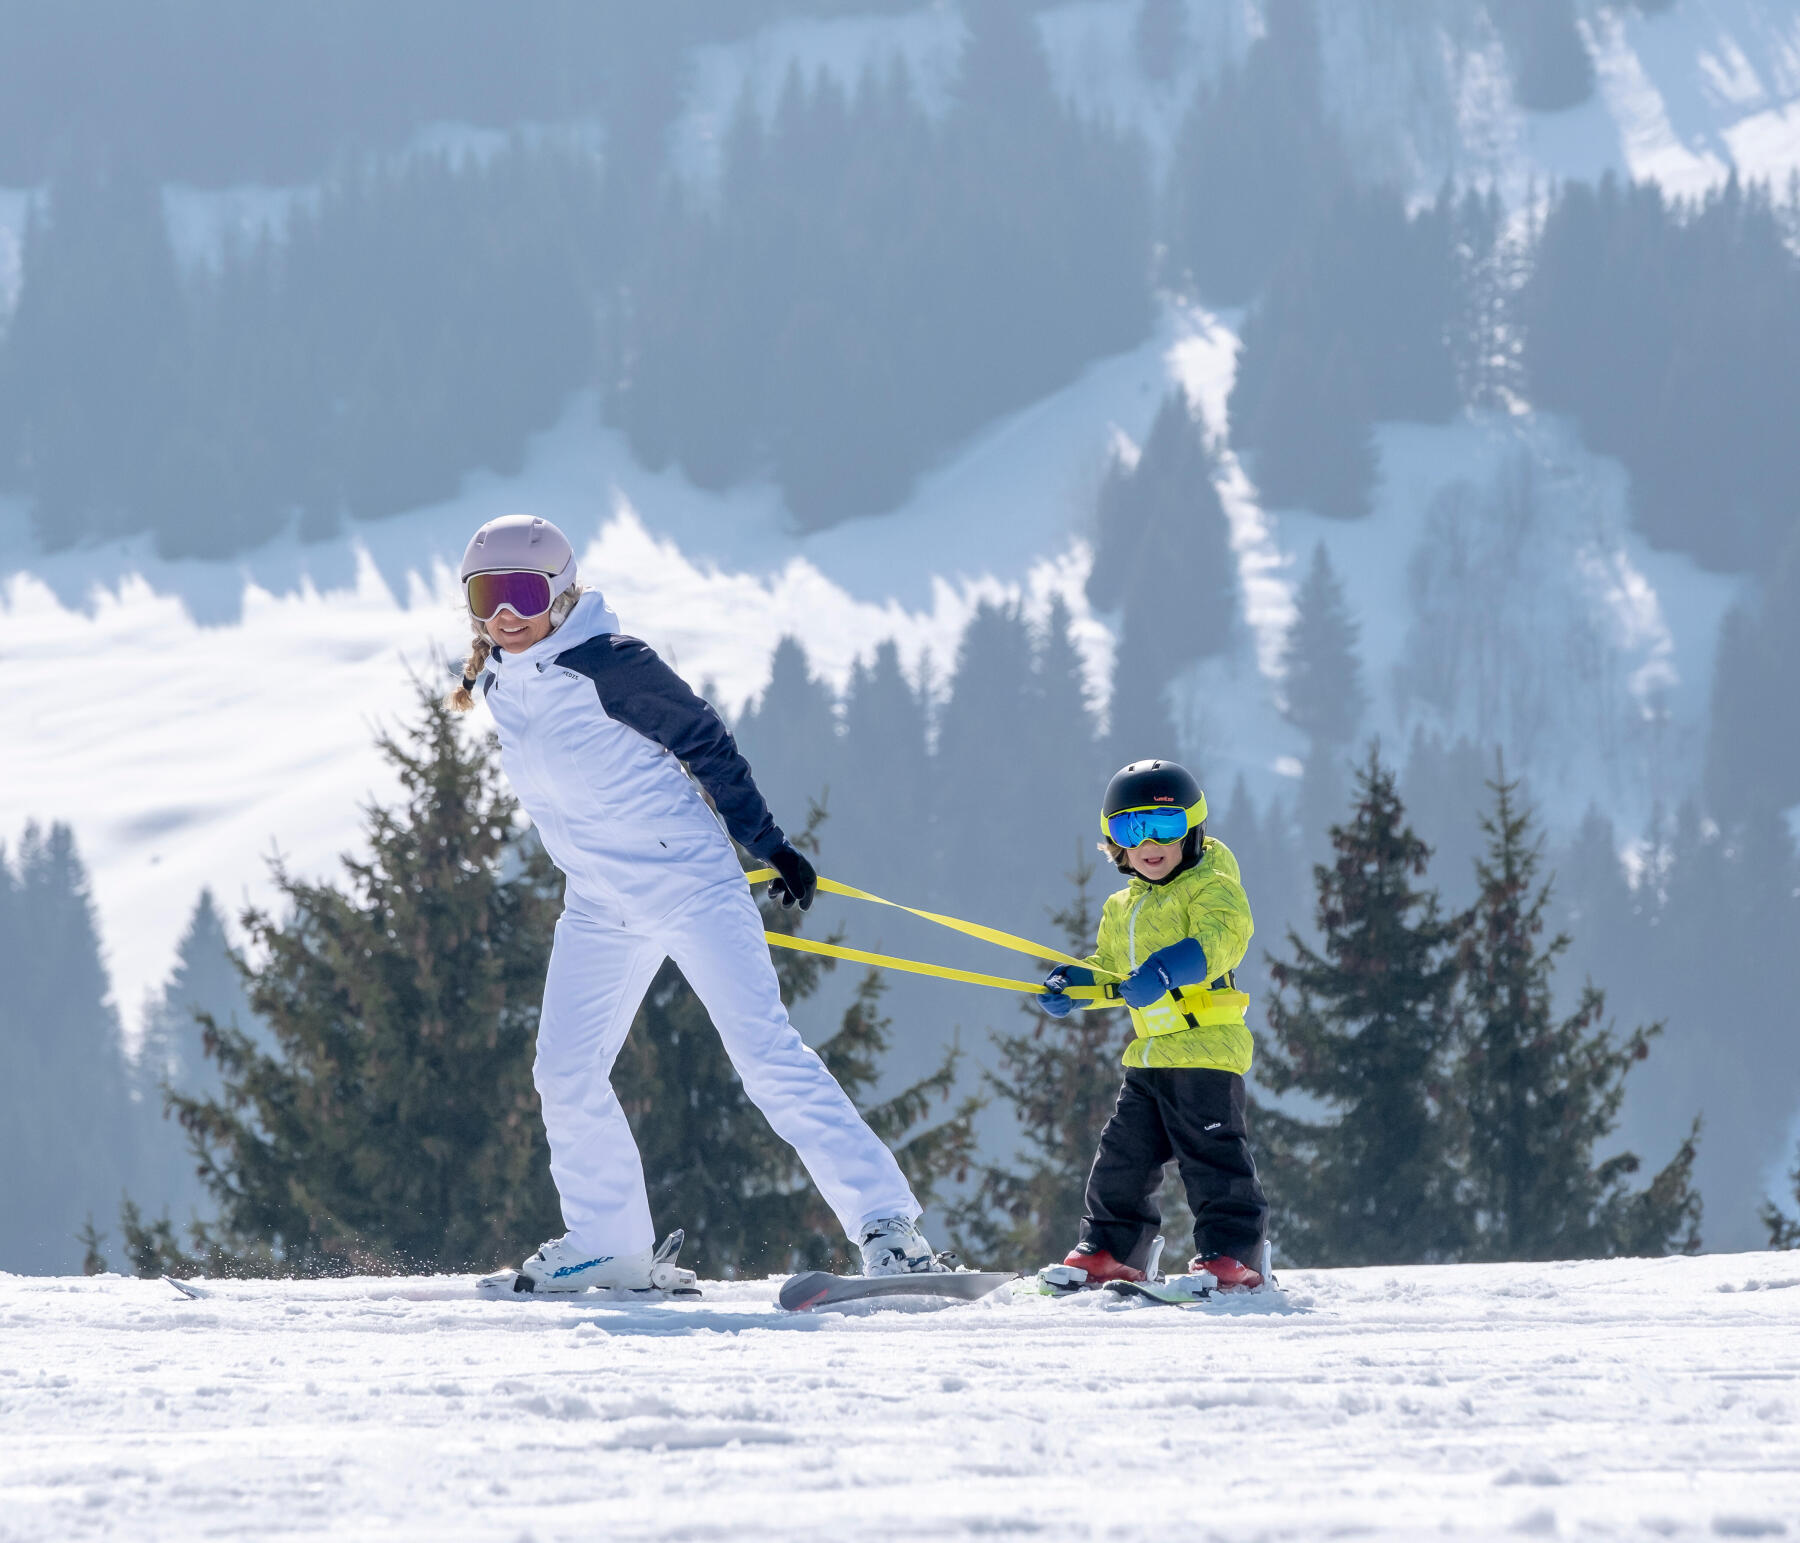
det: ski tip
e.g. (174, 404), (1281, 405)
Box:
(776, 1271), (834, 1312)
(163, 1275), (209, 1300)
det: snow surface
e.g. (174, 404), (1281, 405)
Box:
(3, 1254), (1798, 1541)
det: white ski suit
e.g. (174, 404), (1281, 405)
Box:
(479, 591), (918, 1255)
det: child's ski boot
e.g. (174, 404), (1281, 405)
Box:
(1036, 1238), (1163, 1294)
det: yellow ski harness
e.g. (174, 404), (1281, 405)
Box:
(742, 868), (1124, 1009)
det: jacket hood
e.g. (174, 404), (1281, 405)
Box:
(487, 588), (620, 675)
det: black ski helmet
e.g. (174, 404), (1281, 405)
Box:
(1100, 759), (1207, 841)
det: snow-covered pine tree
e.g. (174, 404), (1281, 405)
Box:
(1258, 751), (1467, 1266)
(166, 681), (566, 1275)
(1457, 765), (1701, 1261)
(1280, 542), (1368, 749)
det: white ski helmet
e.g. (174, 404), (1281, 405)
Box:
(459, 515), (577, 599)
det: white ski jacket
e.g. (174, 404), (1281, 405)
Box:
(479, 590), (787, 921)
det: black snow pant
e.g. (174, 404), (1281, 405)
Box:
(1079, 1066), (1268, 1272)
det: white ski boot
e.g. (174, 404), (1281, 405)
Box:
(480, 1230), (699, 1297)
(857, 1215), (952, 1276)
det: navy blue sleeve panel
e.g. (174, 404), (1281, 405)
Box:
(555, 634), (787, 860)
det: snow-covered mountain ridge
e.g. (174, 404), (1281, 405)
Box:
(1, 0), (1788, 1037)
(3, 1252), (1796, 1540)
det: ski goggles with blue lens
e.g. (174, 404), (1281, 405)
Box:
(1105, 805), (1194, 848)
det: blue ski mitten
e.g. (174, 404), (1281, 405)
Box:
(1037, 963), (1094, 1019)
(1119, 938), (1209, 1008)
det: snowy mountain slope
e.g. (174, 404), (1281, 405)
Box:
(3, 1253), (1796, 1541)
(670, 4), (969, 196)
(0, 311), (1177, 1043)
(0, 293), (1743, 1060)
(1032, 0), (1800, 201)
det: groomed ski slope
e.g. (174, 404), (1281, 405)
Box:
(3, 1254), (1797, 1541)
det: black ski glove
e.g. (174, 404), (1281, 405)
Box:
(767, 842), (818, 911)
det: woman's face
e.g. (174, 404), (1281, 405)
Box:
(488, 605), (554, 654)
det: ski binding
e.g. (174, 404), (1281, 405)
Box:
(477, 1230), (702, 1300)
(1032, 1240), (1275, 1305)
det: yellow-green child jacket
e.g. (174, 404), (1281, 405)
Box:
(1086, 838), (1254, 1073)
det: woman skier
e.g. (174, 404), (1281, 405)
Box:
(449, 514), (943, 1290)
(1037, 759), (1269, 1289)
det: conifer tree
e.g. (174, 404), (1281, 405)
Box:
(138, 889), (255, 1108)
(1484, 0), (1595, 113)
(0, 823), (138, 1274)
(1457, 766), (1701, 1260)
(1706, 525), (1800, 821)
(1236, 333), (1377, 519)
(168, 681), (566, 1274)
(1762, 1150), (1800, 1250)
(933, 600), (1040, 911)
(950, 864), (1134, 1269)
(1088, 391), (1238, 671)
(732, 635), (840, 827)
(1164, 0), (1346, 305)
(0, 160), (186, 550)
(1280, 543), (1368, 749)
(1030, 595), (1104, 850)
(132, 889), (260, 1227)
(1259, 752), (1467, 1266)
(836, 639), (933, 896)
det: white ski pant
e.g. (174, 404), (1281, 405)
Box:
(534, 878), (920, 1255)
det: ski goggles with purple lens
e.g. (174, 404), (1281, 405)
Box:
(1105, 805), (1191, 848)
(466, 570), (555, 621)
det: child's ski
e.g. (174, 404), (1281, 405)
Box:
(778, 1269), (1016, 1312)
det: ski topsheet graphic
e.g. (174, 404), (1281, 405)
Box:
(778, 1270), (1016, 1312)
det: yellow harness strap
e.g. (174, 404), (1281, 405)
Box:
(743, 868), (1121, 1009)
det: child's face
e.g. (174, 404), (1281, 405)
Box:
(1126, 837), (1182, 881)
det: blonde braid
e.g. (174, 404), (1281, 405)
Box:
(448, 626), (493, 713)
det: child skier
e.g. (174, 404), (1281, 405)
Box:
(1037, 759), (1269, 1289)
(450, 514), (945, 1289)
